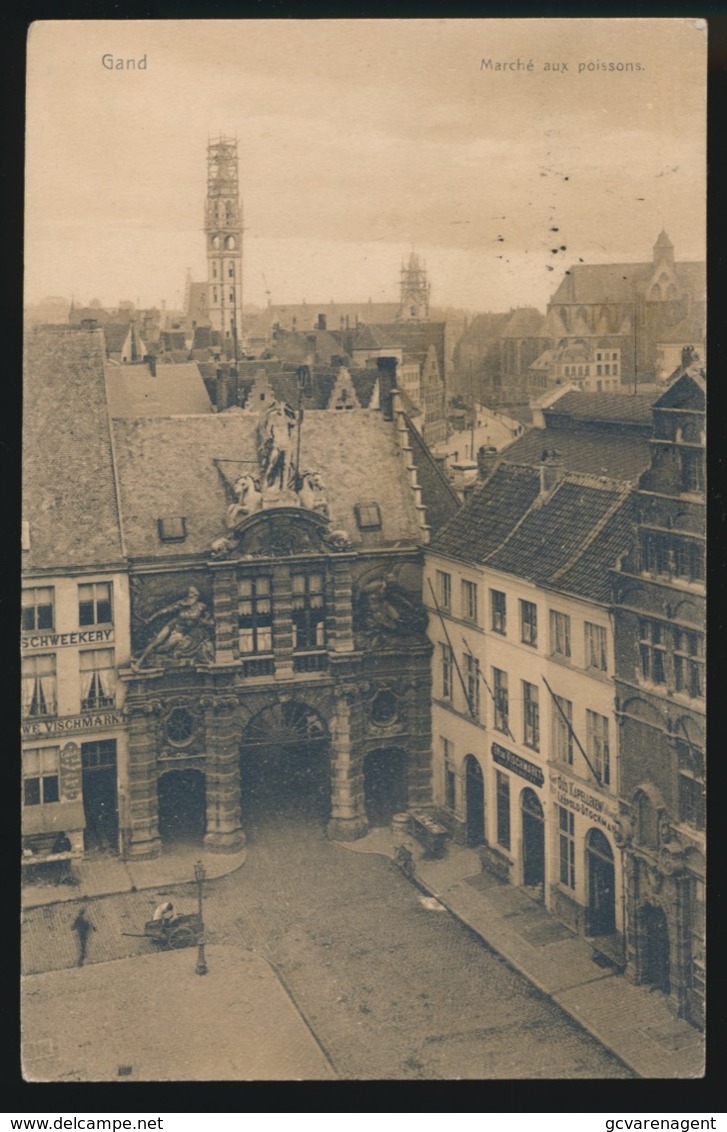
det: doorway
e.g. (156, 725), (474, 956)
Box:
(364, 748), (408, 828)
(240, 700), (331, 828)
(157, 769), (206, 845)
(521, 788), (545, 892)
(586, 828), (616, 936)
(81, 739), (119, 852)
(640, 903), (671, 994)
(464, 755), (485, 846)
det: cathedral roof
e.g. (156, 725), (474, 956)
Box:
(549, 260), (704, 306)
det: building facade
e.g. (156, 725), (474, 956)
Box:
(424, 457), (635, 955)
(611, 372), (706, 1028)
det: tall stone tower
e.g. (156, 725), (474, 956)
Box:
(396, 251), (430, 321)
(206, 137), (243, 344)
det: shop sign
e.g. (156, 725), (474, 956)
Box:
(491, 742), (544, 787)
(550, 771), (618, 833)
(60, 741), (82, 800)
(22, 710), (126, 739)
(22, 628), (115, 650)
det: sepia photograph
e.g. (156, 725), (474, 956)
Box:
(21, 17), (706, 1082)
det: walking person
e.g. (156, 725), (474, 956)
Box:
(72, 903), (96, 967)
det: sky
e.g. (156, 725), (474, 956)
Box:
(25, 18), (706, 314)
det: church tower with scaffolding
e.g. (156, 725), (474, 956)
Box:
(205, 136), (243, 346)
(396, 251), (431, 321)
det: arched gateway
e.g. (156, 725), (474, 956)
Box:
(240, 700), (331, 828)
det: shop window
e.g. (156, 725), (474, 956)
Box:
(585, 622), (608, 671)
(461, 580), (478, 624)
(23, 747), (60, 806)
(552, 695), (573, 765)
(22, 587), (54, 631)
(549, 610), (571, 659)
(523, 681), (540, 750)
(440, 643), (453, 701)
(586, 710), (610, 786)
(490, 589), (507, 634)
(639, 619), (666, 684)
(674, 629), (705, 700)
(292, 572), (326, 650)
(79, 648), (116, 710)
(78, 582), (113, 627)
(435, 570), (451, 612)
(238, 576), (273, 654)
(496, 771), (511, 850)
(558, 806), (575, 888)
(22, 654), (57, 717)
(520, 600), (537, 646)
(464, 652), (480, 719)
(492, 668), (509, 733)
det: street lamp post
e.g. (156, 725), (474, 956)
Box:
(194, 860), (208, 976)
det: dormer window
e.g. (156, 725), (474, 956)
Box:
(354, 502), (382, 531)
(157, 516), (187, 543)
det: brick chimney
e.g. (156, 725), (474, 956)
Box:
(477, 445), (499, 479)
(539, 448), (565, 494)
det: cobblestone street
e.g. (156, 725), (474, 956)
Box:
(22, 800), (634, 1080)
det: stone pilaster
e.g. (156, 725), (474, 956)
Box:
(211, 567), (237, 663)
(327, 557), (355, 653)
(271, 563), (294, 676)
(404, 667), (434, 809)
(125, 700), (162, 859)
(202, 694), (246, 853)
(327, 689), (368, 841)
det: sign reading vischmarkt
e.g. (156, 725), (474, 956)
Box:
(491, 743), (544, 787)
(21, 711), (126, 739)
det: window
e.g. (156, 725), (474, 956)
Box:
(492, 668), (509, 733)
(78, 582), (113, 627)
(464, 652), (480, 719)
(585, 622), (608, 671)
(440, 643), (453, 701)
(586, 710), (610, 786)
(157, 517), (187, 543)
(681, 449), (705, 494)
(496, 771), (511, 850)
(490, 589), (506, 634)
(674, 629), (705, 700)
(558, 806), (575, 888)
(552, 695), (573, 765)
(550, 610), (571, 659)
(436, 570), (452, 612)
(79, 649), (115, 710)
(165, 708), (195, 746)
(354, 502), (382, 531)
(238, 576), (272, 654)
(641, 532), (705, 583)
(520, 600), (537, 646)
(23, 747), (60, 806)
(81, 739), (117, 769)
(639, 619), (666, 684)
(677, 740), (705, 831)
(292, 572), (325, 650)
(21, 654), (56, 717)
(461, 580), (478, 624)
(22, 587), (54, 631)
(523, 681), (540, 750)
(674, 538), (705, 583)
(443, 738), (456, 810)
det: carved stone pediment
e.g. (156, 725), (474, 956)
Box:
(210, 508), (351, 560)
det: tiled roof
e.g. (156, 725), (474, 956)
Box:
(429, 464), (541, 561)
(549, 260), (704, 306)
(23, 327), (124, 571)
(105, 363), (213, 418)
(500, 427), (650, 483)
(111, 411), (423, 558)
(544, 391), (655, 426)
(430, 460), (634, 603)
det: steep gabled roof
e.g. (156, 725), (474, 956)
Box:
(429, 464), (541, 561)
(105, 362), (213, 418)
(654, 371), (706, 411)
(23, 327), (124, 571)
(544, 390), (655, 426)
(500, 427), (650, 483)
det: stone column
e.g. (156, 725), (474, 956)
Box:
(271, 563), (294, 677)
(211, 567), (237, 663)
(125, 699), (162, 860)
(327, 556), (355, 653)
(202, 694), (246, 853)
(327, 688), (368, 841)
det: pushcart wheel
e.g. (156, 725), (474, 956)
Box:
(168, 924), (197, 949)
